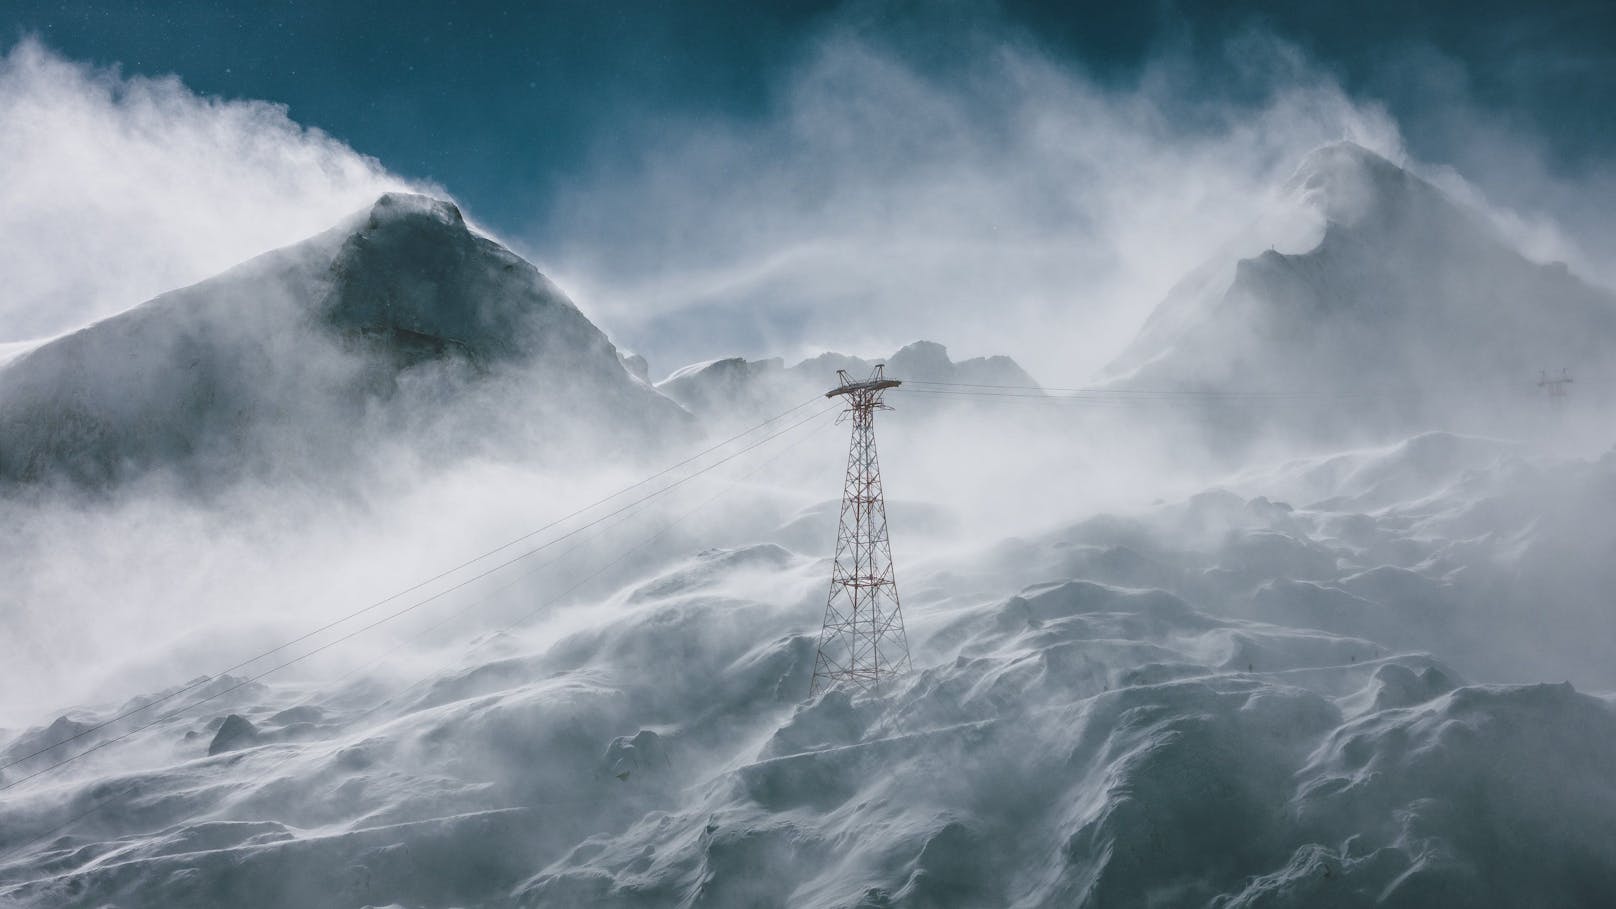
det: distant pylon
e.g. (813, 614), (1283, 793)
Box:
(810, 365), (912, 696)
(1539, 368), (1573, 410)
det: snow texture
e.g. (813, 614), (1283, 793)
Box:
(4, 436), (1616, 907)
(4, 148), (1616, 909)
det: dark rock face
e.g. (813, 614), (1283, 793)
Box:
(1104, 141), (1616, 442)
(319, 195), (594, 368)
(208, 714), (260, 756)
(604, 729), (669, 781)
(0, 193), (688, 493)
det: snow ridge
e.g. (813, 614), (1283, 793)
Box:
(0, 194), (687, 492)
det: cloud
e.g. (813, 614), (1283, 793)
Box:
(1366, 39), (1616, 285)
(535, 24), (1406, 384)
(0, 37), (425, 341)
(0, 21), (1607, 722)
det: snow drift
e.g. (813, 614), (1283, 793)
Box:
(6, 142), (1616, 909)
(4, 432), (1616, 907)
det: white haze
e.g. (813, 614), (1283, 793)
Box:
(0, 38), (424, 341)
(4, 19), (1616, 907)
(542, 30), (1391, 383)
(0, 23), (1609, 715)
(533, 25), (1612, 387)
(0, 455), (836, 722)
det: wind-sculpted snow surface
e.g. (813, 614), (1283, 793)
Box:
(4, 432), (1616, 907)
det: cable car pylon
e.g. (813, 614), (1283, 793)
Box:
(810, 365), (912, 696)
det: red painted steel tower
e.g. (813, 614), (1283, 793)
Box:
(810, 365), (912, 695)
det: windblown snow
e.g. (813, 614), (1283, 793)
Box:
(1105, 141), (1616, 444)
(4, 146), (1616, 909)
(5, 433), (1616, 907)
(655, 341), (1039, 427)
(0, 193), (687, 492)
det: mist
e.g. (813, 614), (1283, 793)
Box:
(0, 38), (424, 342)
(533, 20), (1608, 391)
(5, 10), (1616, 908)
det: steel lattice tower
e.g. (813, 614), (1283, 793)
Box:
(810, 365), (912, 696)
(1539, 368), (1573, 410)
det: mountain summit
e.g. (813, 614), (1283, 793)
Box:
(656, 341), (1039, 423)
(1106, 141), (1616, 436)
(1285, 141), (1451, 229)
(320, 194), (585, 365)
(0, 194), (687, 491)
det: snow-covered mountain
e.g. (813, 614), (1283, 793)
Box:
(9, 150), (1616, 909)
(0, 194), (688, 492)
(657, 340), (1038, 422)
(1106, 142), (1616, 438)
(5, 432), (1616, 907)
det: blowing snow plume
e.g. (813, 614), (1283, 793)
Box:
(655, 340), (1037, 427)
(536, 27), (1408, 385)
(0, 193), (689, 494)
(7, 10), (1616, 909)
(1106, 141), (1616, 447)
(0, 39), (421, 341)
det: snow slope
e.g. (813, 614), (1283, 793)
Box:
(656, 341), (1038, 424)
(7, 145), (1616, 909)
(0, 194), (688, 492)
(3, 431), (1614, 907)
(1105, 142), (1616, 441)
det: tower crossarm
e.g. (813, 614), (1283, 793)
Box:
(825, 378), (902, 398)
(825, 364), (902, 399)
(810, 364), (913, 697)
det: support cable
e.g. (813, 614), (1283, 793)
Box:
(901, 387), (1411, 406)
(0, 401), (831, 792)
(904, 380), (1407, 400)
(0, 407), (838, 871)
(283, 404), (841, 722)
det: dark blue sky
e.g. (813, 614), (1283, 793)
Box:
(8, 0), (1615, 240)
